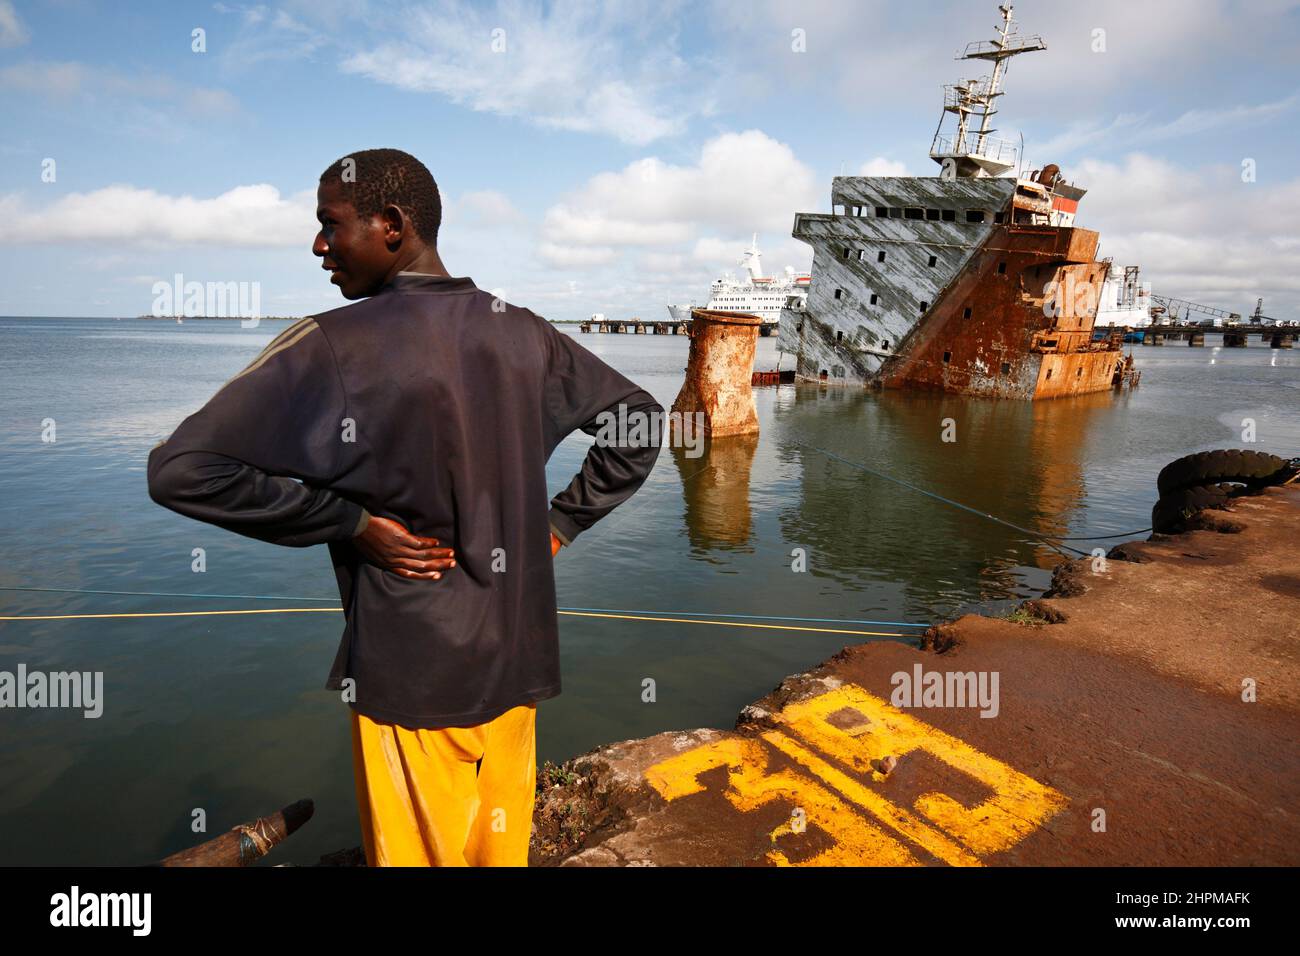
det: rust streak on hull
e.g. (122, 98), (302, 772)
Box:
(877, 225), (1128, 400)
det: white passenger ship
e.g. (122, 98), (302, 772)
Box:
(667, 236), (810, 331)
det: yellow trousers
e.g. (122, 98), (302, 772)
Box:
(350, 703), (537, 866)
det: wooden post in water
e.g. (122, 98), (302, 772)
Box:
(670, 309), (761, 441)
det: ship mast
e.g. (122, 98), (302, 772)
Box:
(930, 4), (1045, 178)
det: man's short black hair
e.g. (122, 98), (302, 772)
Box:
(320, 148), (442, 246)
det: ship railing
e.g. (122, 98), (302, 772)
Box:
(942, 77), (997, 107)
(930, 134), (1019, 165)
(961, 35), (1046, 59)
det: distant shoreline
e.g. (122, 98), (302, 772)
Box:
(3, 315), (588, 324)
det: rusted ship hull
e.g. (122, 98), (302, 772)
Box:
(775, 6), (1145, 402)
(777, 180), (1132, 400)
(877, 224), (1125, 399)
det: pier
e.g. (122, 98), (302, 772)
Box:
(578, 317), (780, 337)
(529, 484), (1300, 867)
(1095, 324), (1295, 347)
(579, 318), (692, 335)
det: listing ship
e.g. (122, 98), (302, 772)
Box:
(777, 4), (1142, 398)
(668, 235), (811, 336)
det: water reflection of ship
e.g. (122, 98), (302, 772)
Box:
(667, 235), (810, 337)
(769, 386), (1121, 616)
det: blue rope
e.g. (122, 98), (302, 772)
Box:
(792, 441), (1095, 558)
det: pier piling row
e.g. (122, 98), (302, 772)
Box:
(579, 319), (779, 337)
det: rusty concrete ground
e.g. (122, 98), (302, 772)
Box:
(529, 486), (1300, 867)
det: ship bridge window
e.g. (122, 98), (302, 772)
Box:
(943, 351), (951, 364)
(836, 330), (844, 342)
(941, 209), (956, 222)
(869, 293), (879, 305)
(966, 209), (987, 223)
(926, 209), (940, 221)
(834, 288), (843, 300)
(919, 301), (929, 312)
(889, 208), (903, 219)
(963, 307), (972, 319)
(877, 250), (886, 263)
(997, 261), (1007, 274)
(928, 254), (938, 267)
(858, 250), (866, 261)
(834, 204), (846, 215)
(842, 246), (851, 259)
(875, 206), (888, 217)
(994, 212), (1005, 223)
(904, 207), (923, 220)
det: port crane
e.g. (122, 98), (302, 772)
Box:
(1149, 295), (1287, 326)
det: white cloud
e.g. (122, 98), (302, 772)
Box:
(1074, 153), (1300, 311)
(339, 1), (697, 145)
(0, 0), (28, 48)
(536, 242), (617, 268)
(446, 190), (523, 228)
(0, 183), (532, 251)
(1030, 94), (1299, 163)
(859, 157), (909, 176)
(539, 130), (820, 265)
(215, 4), (330, 72)
(0, 61), (86, 96)
(0, 184), (316, 246)
(0, 60), (240, 117)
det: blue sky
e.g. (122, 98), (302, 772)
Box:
(2, 0), (1299, 319)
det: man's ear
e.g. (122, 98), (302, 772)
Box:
(381, 203), (408, 248)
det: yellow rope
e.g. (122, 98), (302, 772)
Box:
(0, 608), (339, 621)
(558, 610), (906, 638)
(0, 606), (909, 637)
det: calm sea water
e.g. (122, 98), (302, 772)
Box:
(0, 317), (1296, 865)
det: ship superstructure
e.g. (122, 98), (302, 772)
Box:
(669, 235), (810, 333)
(778, 4), (1142, 399)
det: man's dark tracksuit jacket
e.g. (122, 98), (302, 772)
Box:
(147, 272), (663, 728)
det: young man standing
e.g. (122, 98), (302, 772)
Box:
(147, 148), (663, 866)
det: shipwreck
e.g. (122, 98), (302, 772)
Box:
(777, 3), (1142, 399)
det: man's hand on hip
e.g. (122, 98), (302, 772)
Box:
(353, 515), (456, 580)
